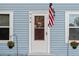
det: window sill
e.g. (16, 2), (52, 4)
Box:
(69, 40), (79, 43)
(0, 40), (9, 43)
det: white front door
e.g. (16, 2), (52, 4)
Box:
(29, 11), (50, 55)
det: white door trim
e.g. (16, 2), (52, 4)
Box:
(29, 10), (50, 55)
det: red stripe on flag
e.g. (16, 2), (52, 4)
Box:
(49, 9), (54, 21)
(49, 15), (54, 25)
(48, 20), (52, 27)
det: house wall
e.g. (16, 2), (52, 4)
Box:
(0, 4), (79, 56)
(52, 4), (79, 56)
(0, 4), (48, 56)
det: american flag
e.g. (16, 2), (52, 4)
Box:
(48, 3), (55, 27)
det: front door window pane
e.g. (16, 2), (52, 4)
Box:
(34, 16), (44, 40)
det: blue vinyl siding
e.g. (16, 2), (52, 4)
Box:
(0, 4), (48, 56)
(52, 4), (79, 56)
(0, 4), (79, 56)
(50, 11), (67, 56)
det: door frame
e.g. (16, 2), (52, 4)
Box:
(29, 10), (50, 54)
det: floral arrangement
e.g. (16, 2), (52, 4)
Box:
(70, 41), (79, 49)
(7, 41), (15, 49)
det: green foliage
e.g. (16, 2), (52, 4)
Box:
(70, 41), (79, 49)
(7, 41), (15, 49)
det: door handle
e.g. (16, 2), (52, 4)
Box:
(46, 32), (48, 36)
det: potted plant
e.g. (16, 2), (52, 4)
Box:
(70, 41), (79, 49)
(7, 41), (15, 49)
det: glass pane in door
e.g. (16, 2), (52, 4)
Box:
(34, 16), (44, 40)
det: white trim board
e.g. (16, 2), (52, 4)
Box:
(65, 10), (79, 43)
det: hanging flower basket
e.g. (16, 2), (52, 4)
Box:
(7, 41), (15, 49)
(70, 41), (79, 49)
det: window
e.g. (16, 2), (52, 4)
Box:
(65, 11), (79, 43)
(0, 12), (13, 42)
(34, 16), (44, 40)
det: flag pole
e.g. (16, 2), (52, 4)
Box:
(67, 35), (69, 56)
(13, 34), (18, 56)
